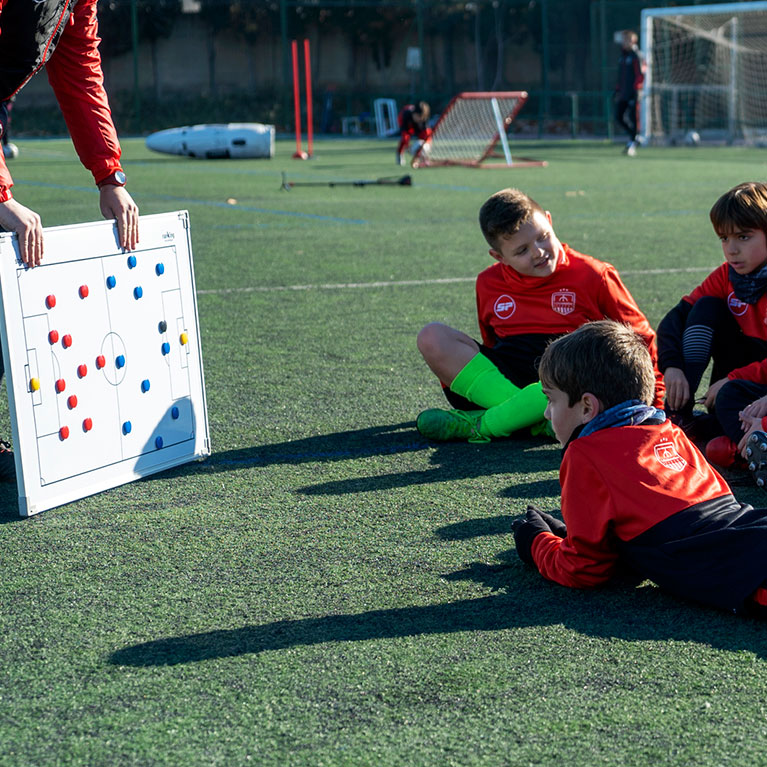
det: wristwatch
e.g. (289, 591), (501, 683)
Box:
(98, 170), (127, 188)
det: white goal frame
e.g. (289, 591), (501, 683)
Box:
(640, 1), (767, 145)
(412, 91), (546, 168)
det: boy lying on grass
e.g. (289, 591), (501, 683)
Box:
(512, 320), (767, 618)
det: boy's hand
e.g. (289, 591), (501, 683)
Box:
(512, 506), (565, 566)
(738, 413), (766, 457)
(741, 395), (767, 421)
(701, 377), (728, 409)
(663, 367), (690, 411)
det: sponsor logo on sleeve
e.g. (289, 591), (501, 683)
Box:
(654, 440), (687, 472)
(494, 294), (516, 319)
(728, 291), (748, 316)
(551, 289), (576, 315)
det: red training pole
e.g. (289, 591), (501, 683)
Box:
(291, 40), (306, 159)
(303, 38), (314, 158)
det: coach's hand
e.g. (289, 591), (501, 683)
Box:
(100, 185), (139, 251)
(0, 197), (43, 267)
(664, 366), (690, 412)
(512, 506), (564, 566)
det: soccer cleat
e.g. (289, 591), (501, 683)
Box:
(0, 440), (16, 483)
(416, 408), (489, 443)
(745, 431), (767, 488)
(626, 141), (637, 156)
(705, 436), (739, 469)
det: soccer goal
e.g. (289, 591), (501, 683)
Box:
(640, 1), (767, 145)
(412, 91), (546, 168)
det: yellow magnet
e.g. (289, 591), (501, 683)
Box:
(30, 377), (40, 392)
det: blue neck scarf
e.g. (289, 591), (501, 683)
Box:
(578, 399), (666, 440)
(729, 263), (767, 305)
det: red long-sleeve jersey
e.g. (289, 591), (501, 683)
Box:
(530, 420), (767, 612)
(475, 244), (665, 405)
(0, 0), (122, 201)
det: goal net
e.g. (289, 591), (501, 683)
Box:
(412, 92), (546, 168)
(641, 1), (767, 145)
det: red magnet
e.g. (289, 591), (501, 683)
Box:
(79, 285), (89, 298)
(83, 418), (93, 432)
(48, 330), (59, 344)
(62, 334), (72, 348)
(59, 426), (69, 440)
(55, 378), (66, 393)
(46, 295), (56, 309)
(77, 364), (87, 378)
(67, 395), (78, 409)
(95, 355), (106, 369)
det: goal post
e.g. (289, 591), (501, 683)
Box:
(640, 1), (767, 145)
(412, 92), (546, 168)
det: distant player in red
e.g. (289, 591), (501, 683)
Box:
(396, 101), (432, 166)
(513, 320), (767, 618)
(415, 188), (664, 443)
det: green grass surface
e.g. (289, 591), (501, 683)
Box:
(1, 136), (767, 766)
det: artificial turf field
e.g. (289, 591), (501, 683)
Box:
(1, 135), (767, 767)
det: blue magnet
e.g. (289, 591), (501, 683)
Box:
(134, 286), (143, 299)
(116, 354), (125, 368)
(155, 436), (164, 449)
(171, 406), (180, 419)
(158, 320), (167, 333)
(127, 255), (137, 268)
(141, 379), (150, 393)
(122, 421), (132, 435)
(155, 263), (165, 276)
(161, 342), (170, 355)
(106, 275), (116, 289)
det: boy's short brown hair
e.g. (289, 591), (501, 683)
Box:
(538, 320), (655, 408)
(709, 181), (767, 237)
(478, 188), (545, 249)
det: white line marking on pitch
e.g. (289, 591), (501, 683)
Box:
(196, 266), (713, 296)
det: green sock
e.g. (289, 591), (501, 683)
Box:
(479, 381), (548, 438)
(449, 353), (519, 409)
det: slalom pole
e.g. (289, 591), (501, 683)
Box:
(291, 40), (306, 159)
(303, 39), (314, 158)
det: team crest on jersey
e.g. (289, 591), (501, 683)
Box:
(551, 289), (576, 315)
(654, 440), (687, 472)
(728, 291), (748, 316)
(494, 294), (516, 319)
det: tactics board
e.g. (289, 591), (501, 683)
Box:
(0, 211), (210, 516)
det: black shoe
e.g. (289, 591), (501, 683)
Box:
(0, 440), (16, 483)
(745, 431), (767, 489)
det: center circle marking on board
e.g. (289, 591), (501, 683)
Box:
(100, 332), (127, 386)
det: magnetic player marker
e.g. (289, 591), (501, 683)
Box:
(48, 330), (59, 344)
(122, 421), (132, 435)
(106, 275), (117, 289)
(127, 255), (137, 268)
(141, 379), (151, 393)
(159, 320), (167, 333)
(161, 342), (170, 355)
(79, 285), (89, 298)
(134, 286), (143, 299)
(30, 377), (40, 392)
(62, 334), (72, 348)
(55, 379), (66, 393)
(180, 332), (188, 345)
(83, 418), (93, 432)
(77, 364), (87, 378)
(155, 436), (163, 449)
(115, 355), (125, 369)
(59, 426), (70, 440)
(67, 395), (77, 409)
(171, 406), (180, 419)
(46, 294), (56, 309)
(96, 355), (106, 369)
(155, 263), (165, 276)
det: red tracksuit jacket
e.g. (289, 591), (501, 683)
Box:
(531, 419), (767, 612)
(0, 0), (122, 201)
(475, 244), (665, 405)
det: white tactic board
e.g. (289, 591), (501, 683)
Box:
(0, 211), (210, 516)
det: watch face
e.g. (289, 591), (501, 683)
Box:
(115, 171), (126, 184)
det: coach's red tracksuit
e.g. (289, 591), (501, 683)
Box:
(475, 243), (665, 405)
(531, 418), (767, 612)
(0, 0), (122, 201)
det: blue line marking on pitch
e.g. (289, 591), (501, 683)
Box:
(13, 180), (367, 225)
(216, 441), (428, 466)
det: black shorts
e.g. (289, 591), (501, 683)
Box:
(443, 332), (562, 409)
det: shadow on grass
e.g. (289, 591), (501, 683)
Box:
(109, 566), (767, 667)
(201, 422), (558, 494)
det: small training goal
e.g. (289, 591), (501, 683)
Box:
(412, 91), (546, 168)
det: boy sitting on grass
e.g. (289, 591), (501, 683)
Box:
(416, 188), (664, 444)
(512, 320), (767, 618)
